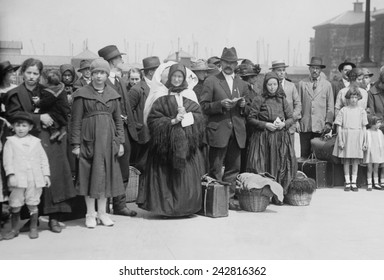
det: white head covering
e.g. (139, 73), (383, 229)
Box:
(143, 61), (199, 125)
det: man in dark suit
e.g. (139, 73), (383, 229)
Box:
(331, 60), (356, 102)
(128, 56), (160, 171)
(74, 59), (92, 89)
(98, 45), (138, 216)
(200, 47), (249, 210)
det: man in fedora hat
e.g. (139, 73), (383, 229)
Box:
(128, 56), (160, 171)
(331, 60), (356, 102)
(98, 45), (138, 217)
(271, 60), (301, 149)
(298, 57), (334, 158)
(74, 59), (92, 89)
(200, 47), (250, 210)
(190, 59), (213, 101)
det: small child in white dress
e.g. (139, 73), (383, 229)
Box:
(2, 112), (50, 240)
(363, 116), (384, 191)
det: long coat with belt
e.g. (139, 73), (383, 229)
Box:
(106, 77), (138, 181)
(128, 80), (150, 145)
(299, 76), (334, 133)
(200, 72), (250, 149)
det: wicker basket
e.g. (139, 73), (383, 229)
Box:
(285, 192), (313, 206)
(125, 166), (141, 202)
(238, 191), (270, 212)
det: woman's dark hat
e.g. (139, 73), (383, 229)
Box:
(220, 47), (241, 62)
(0, 61), (20, 73)
(338, 60), (356, 72)
(77, 60), (92, 72)
(237, 64), (260, 77)
(11, 111), (35, 125)
(141, 56), (160, 70)
(307, 56), (326, 69)
(362, 68), (374, 77)
(98, 45), (126, 61)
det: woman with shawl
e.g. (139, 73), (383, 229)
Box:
(137, 63), (205, 217)
(245, 72), (297, 204)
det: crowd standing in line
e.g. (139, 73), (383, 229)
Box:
(1, 45), (384, 240)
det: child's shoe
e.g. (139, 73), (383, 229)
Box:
(344, 183), (351, 192)
(29, 212), (39, 239)
(97, 213), (114, 227)
(49, 130), (61, 141)
(351, 183), (358, 192)
(4, 212), (20, 240)
(85, 213), (97, 228)
(57, 128), (67, 142)
(373, 184), (382, 190)
(367, 184), (373, 191)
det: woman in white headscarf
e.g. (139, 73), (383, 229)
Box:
(137, 63), (205, 217)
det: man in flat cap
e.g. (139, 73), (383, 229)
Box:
(98, 45), (138, 217)
(299, 57), (334, 158)
(200, 47), (249, 210)
(128, 56), (160, 171)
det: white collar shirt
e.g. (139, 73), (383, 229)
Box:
(222, 72), (234, 94)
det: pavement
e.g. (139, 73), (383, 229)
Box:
(0, 186), (384, 260)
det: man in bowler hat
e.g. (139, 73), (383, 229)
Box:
(331, 60), (356, 103)
(98, 45), (138, 217)
(128, 56), (160, 171)
(298, 57), (334, 158)
(200, 47), (249, 210)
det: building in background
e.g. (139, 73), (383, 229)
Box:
(310, 1), (383, 77)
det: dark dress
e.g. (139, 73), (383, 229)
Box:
(245, 93), (297, 193)
(70, 84), (125, 198)
(6, 83), (76, 214)
(137, 93), (205, 217)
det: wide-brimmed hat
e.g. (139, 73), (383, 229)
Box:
(207, 56), (221, 66)
(10, 111), (34, 125)
(90, 58), (110, 75)
(220, 47), (241, 62)
(237, 64), (260, 77)
(338, 60), (356, 72)
(98, 45), (125, 61)
(270, 60), (289, 69)
(141, 56), (160, 70)
(307, 56), (326, 69)
(0, 60), (20, 73)
(190, 59), (214, 71)
(361, 68), (374, 77)
(77, 60), (92, 72)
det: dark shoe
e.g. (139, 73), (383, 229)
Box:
(367, 184), (373, 191)
(351, 183), (358, 192)
(4, 230), (19, 240)
(114, 208), (137, 217)
(228, 201), (241, 211)
(4, 212), (20, 240)
(344, 184), (351, 192)
(57, 129), (67, 142)
(49, 130), (61, 141)
(49, 219), (62, 233)
(373, 184), (383, 190)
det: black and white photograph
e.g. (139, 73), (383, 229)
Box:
(1, 0), (384, 278)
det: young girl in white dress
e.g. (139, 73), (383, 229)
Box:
(333, 85), (368, 191)
(363, 116), (384, 191)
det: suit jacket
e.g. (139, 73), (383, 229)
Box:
(331, 79), (345, 103)
(3, 135), (50, 188)
(128, 80), (150, 144)
(299, 76), (334, 133)
(200, 72), (250, 148)
(283, 79), (301, 134)
(106, 77), (138, 142)
(74, 77), (89, 89)
(367, 85), (384, 119)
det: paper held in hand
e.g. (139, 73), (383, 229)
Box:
(181, 112), (194, 127)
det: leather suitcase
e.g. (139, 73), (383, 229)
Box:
(198, 181), (229, 218)
(297, 157), (328, 188)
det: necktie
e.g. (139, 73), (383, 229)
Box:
(313, 78), (318, 91)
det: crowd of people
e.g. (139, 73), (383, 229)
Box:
(1, 44), (384, 241)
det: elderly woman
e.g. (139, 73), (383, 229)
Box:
(6, 58), (76, 233)
(71, 58), (125, 228)
(137, 63), (204, 217)
(334, 68), (368, 117)
(245, 72), (297, 204)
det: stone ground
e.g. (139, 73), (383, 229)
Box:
(0, 186), (383, 260)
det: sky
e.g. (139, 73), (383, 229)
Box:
(1, 0), (384, 67)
